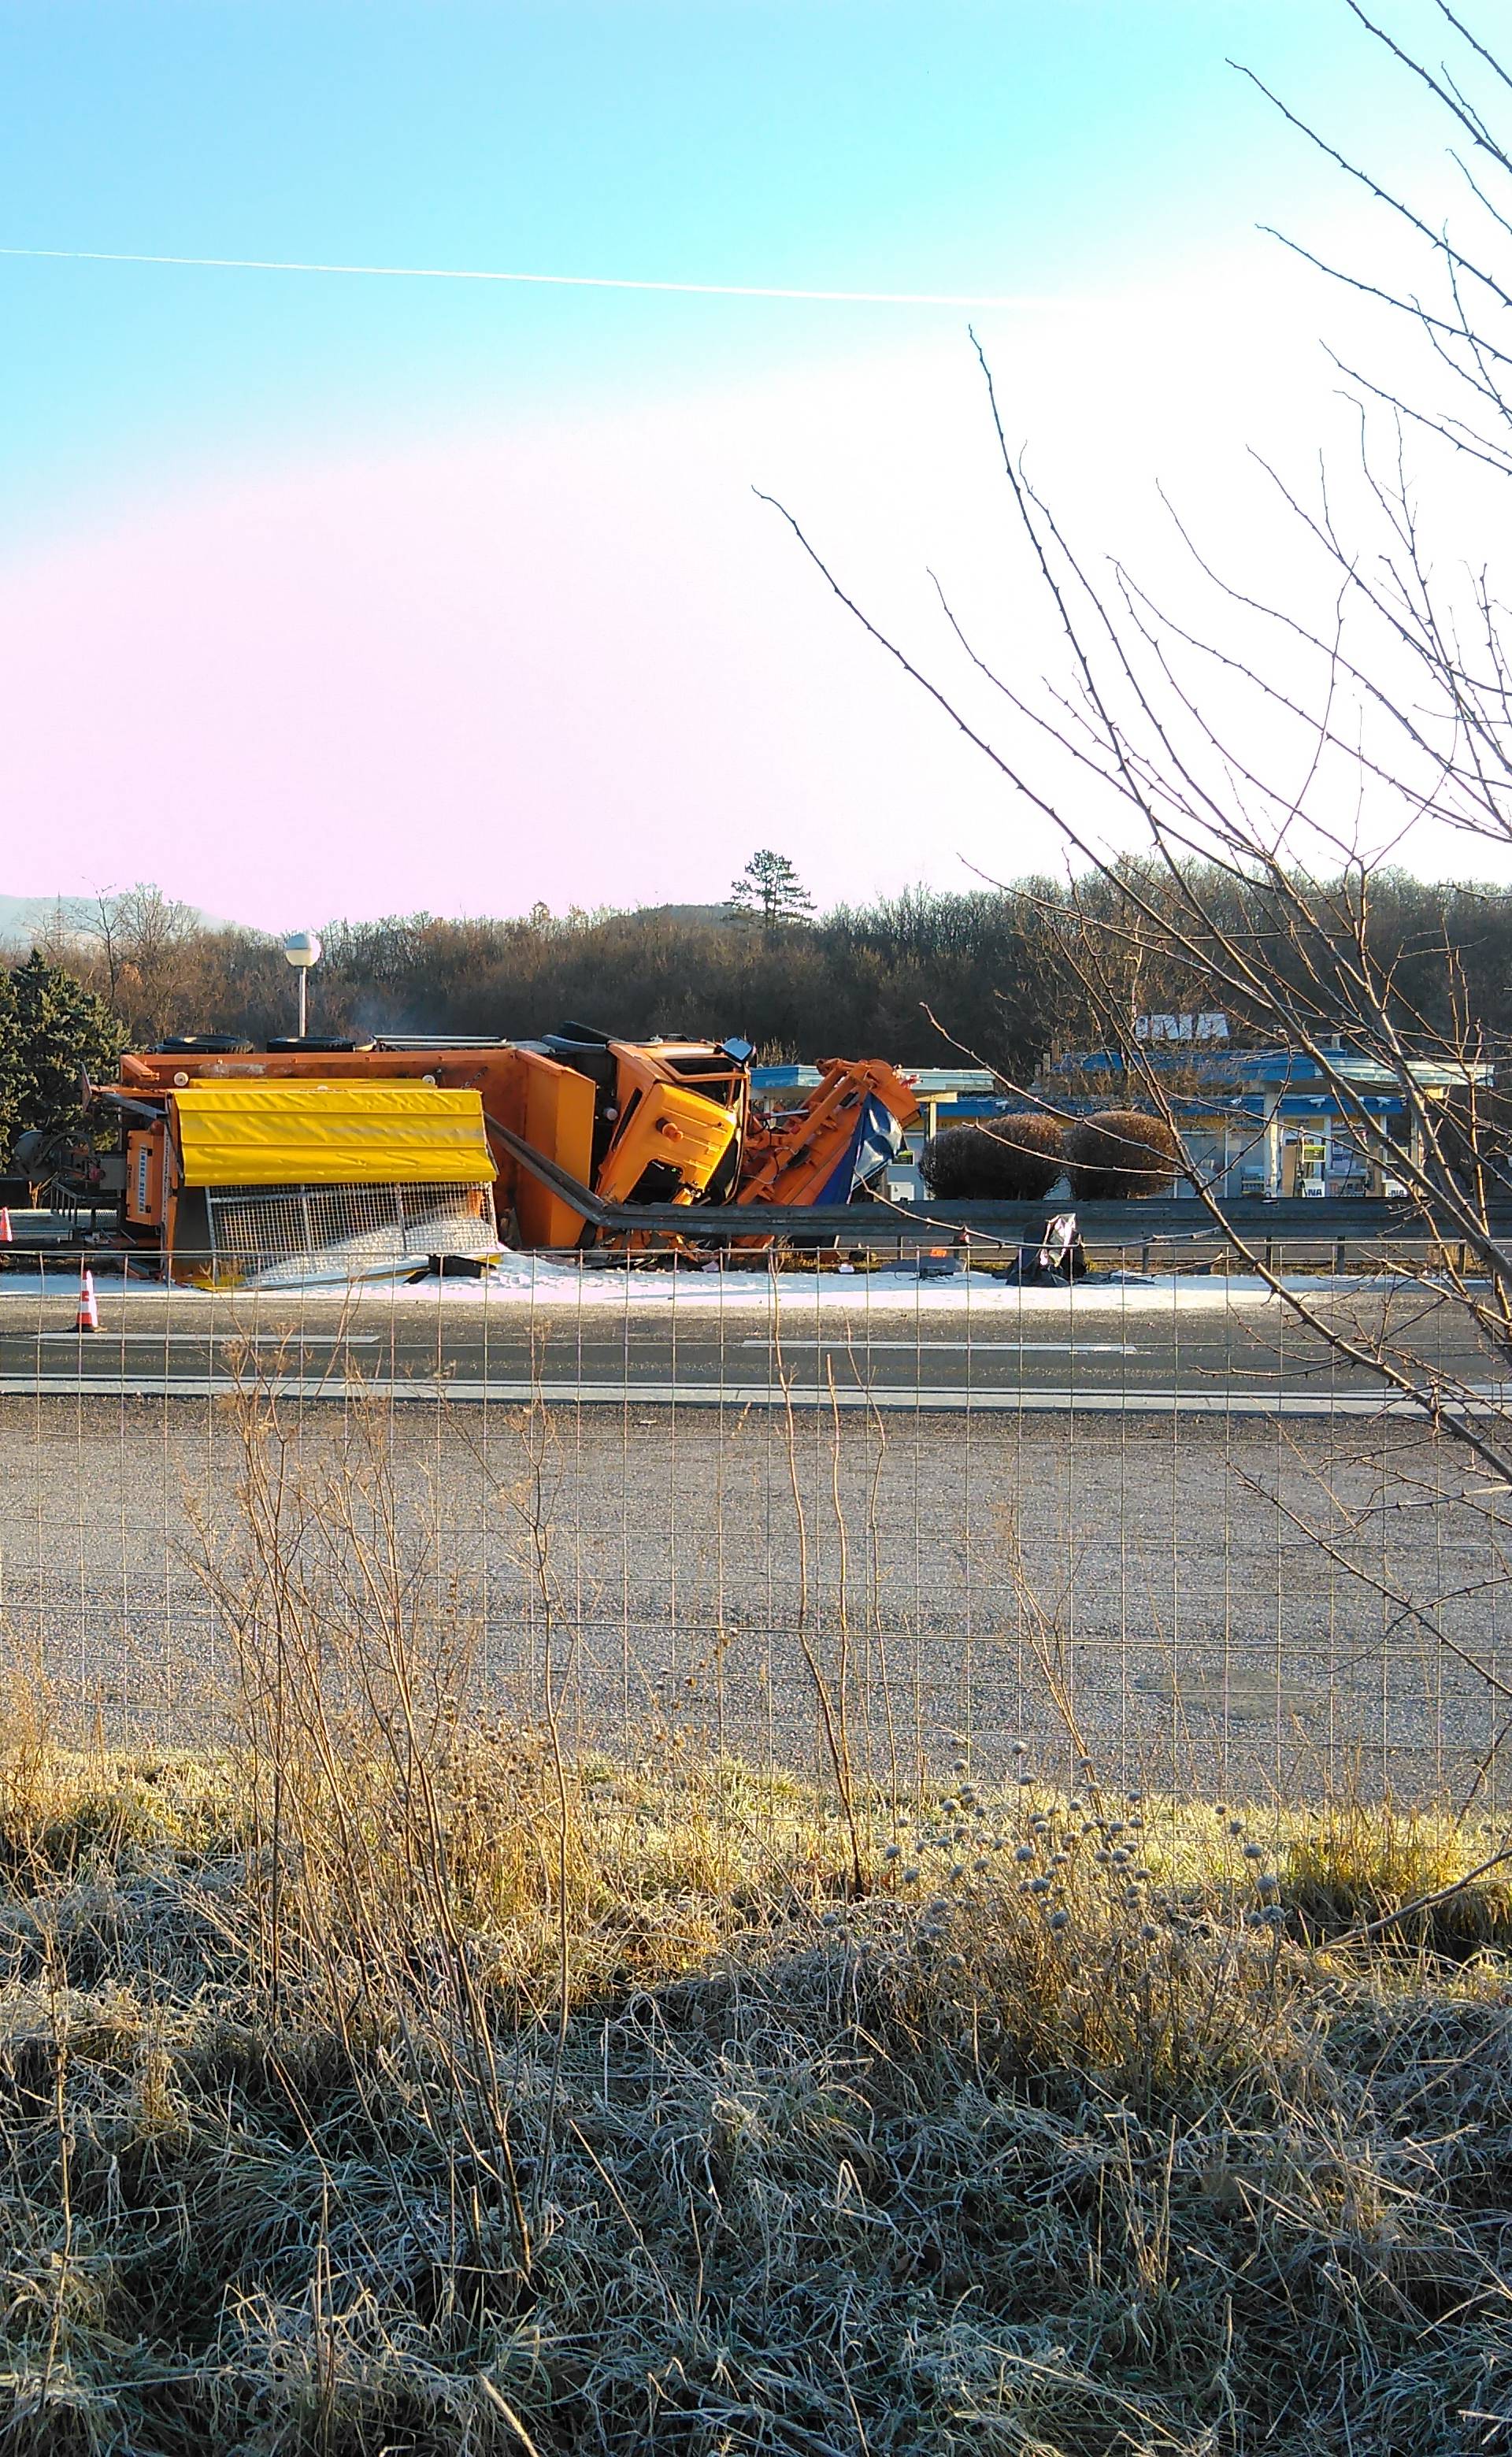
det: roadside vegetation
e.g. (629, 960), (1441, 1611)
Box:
(1, 1703), (1508, 2455)
(9, 862), (1512, 1112)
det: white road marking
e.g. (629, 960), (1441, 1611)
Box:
(31, 1332), (381, 1345)
(741, 1337), (1137, 1354)
(4, 1377), (1499, 1419)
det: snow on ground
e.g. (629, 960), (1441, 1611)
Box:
(314, 1264), (1363, 1315)
(0, 1259), (1392, 1315)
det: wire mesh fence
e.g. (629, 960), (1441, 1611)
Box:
(2, 1238), (1508, 1816)
(204, 1177), (499, 1277)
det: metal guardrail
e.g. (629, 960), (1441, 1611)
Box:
(572, 1194), (1512, 1252)
(478, 1115), (1512, 1251)
(3, 1193), (1509, 1267)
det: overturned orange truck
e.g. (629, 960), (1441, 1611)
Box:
(98, 1025), (921, 1280)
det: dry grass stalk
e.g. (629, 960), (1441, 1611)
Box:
(0, 1683), (1508, 2452)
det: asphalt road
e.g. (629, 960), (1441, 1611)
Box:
(4, 1387), (1509, 1812)
(8, 1277), (1510, 1810)
(0, 1274), (1506, 1412)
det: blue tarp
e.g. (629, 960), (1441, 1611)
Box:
(813, 1095), (906, 1204)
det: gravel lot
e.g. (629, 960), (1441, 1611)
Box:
(4, 1391), (1509, 1807)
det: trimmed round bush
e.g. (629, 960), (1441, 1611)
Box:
(1064, 1110), (1183, 1199)
(921, 1114), (1065, 1201)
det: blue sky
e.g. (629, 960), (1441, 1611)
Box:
(0, 2), (1482, 924)
(0, 2), (1422, 528)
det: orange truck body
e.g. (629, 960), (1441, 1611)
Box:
(736, 1058), (921, 1210)
(102, 1032), (918, 1269)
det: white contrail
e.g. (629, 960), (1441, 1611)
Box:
(0, 243), (1072, 310)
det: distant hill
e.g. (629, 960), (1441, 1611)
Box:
(0, 894), (93, 949)
(1, 895), (743, 951)
(0, 894), (744, 955)
(626, 902), (739, 927)
(0, 892), (239, 949)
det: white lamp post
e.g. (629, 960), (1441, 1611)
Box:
(282, 930), (322, 1038)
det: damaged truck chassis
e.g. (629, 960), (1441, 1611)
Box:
(91, 1026), (922, 1282)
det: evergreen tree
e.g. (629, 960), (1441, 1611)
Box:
(728, 850), (815, 941)
(0, 951), (128, 1160)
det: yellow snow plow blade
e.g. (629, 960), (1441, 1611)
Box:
(170, 1082), (497, 1187)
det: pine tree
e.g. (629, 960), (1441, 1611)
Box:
(0, 951), (128, 1160)
(728, 850), (815, 942)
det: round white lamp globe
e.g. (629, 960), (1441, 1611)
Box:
(282, 931), (323, 1036)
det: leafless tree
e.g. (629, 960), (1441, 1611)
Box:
(767, 0), (1512, 1803)
(66, 881), (224, 1042)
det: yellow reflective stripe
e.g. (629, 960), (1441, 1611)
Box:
(171, 1083), (497, 1187)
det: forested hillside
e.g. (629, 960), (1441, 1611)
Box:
(7, 864), (1512, 1079)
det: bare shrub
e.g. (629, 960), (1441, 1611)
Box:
(1065, 1107), (1183, 1199)
(921, 1111), (1064, 1199)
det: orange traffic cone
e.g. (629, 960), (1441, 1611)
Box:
(0, 1207), (10, 1243)
(76, 1267), (99, 1334)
